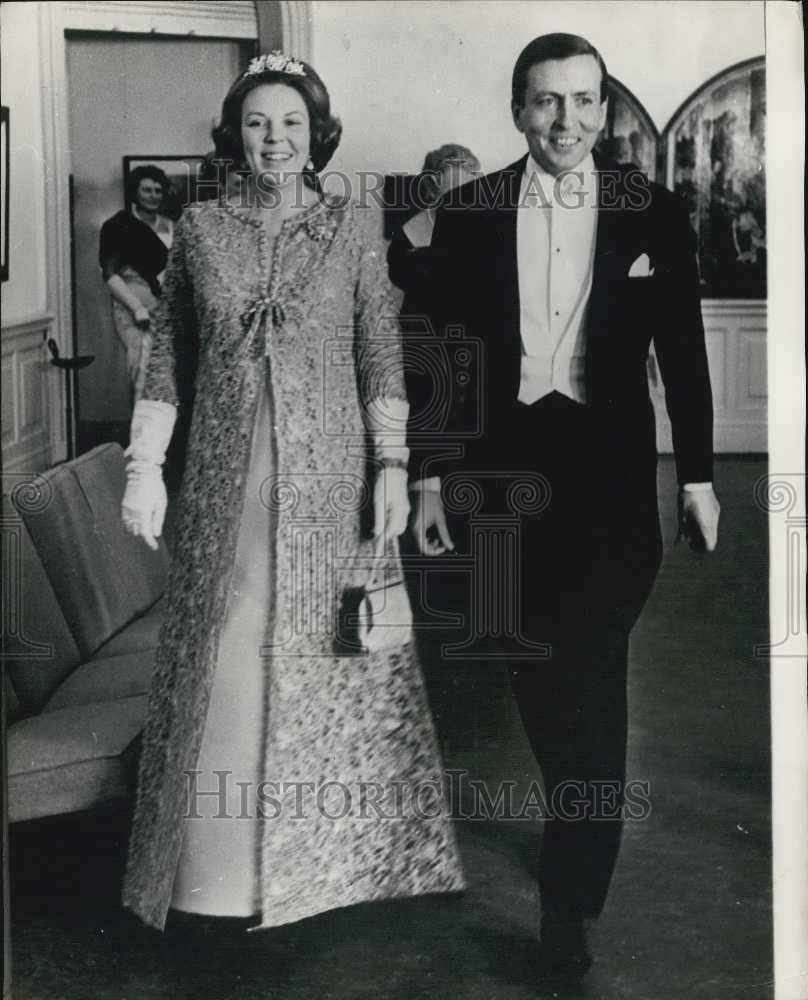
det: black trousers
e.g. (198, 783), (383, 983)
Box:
(499, 392), (662, 921)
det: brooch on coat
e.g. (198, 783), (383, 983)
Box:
(304, 211), (336, 242)
(242, 297), (286, 356)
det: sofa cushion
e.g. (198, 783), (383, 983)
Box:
(12, 444), (169, 660)
(2, 495), (82, 714)
(92, 596), (166, 659)
(43, 649), (155, 712)
(7, 695), (148, 823)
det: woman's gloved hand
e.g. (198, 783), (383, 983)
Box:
(373, 465), (410, 545)
(122, 399), (177, 550)
(122, 462), (167, 551)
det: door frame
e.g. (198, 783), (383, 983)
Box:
(38, 0), (309, 461)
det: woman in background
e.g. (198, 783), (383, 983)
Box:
(99, 165), (174, 402)
(120, 52), (464, 934)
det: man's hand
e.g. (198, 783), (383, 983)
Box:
(410, 489), (455, 556)
(676, 486), (720, 553)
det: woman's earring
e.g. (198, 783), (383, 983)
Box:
(306, 156), (315, 172)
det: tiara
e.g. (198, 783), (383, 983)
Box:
(246, 52), (306, 78)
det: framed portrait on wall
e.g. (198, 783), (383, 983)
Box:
(122, 154), (216, 220)
(598, 77), (660, 181)
(663, 58), (766, 299)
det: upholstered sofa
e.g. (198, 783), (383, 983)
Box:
(3, 443), (169, 823)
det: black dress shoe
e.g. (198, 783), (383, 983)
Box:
(538, 917), (593, 977)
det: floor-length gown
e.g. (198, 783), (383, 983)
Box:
(123, 195), (465, 931)
(170, 381), (275, 916)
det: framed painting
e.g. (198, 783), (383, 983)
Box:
(663, 57), (766, 299)
(598, 77), (660, 181)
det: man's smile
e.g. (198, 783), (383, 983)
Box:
(550, 136), (581, 150)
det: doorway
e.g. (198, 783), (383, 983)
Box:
(66, 33), (254, 446)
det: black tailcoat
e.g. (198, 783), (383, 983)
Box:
(402, 154), (715, 921)
(412, 154), (713, 493)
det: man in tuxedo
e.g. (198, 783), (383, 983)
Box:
(408, 33), (720, 976)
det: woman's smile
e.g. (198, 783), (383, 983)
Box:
(241, 83), (311, 184)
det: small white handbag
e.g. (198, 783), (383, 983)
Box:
(336, 537), (412, 654)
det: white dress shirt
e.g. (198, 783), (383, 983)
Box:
(516, 154), (598, 405)
(412, 154), (711, 493)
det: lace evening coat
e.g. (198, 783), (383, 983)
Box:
(122, 196), (465, 930)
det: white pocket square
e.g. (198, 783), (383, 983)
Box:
(628, 253), (654, 278)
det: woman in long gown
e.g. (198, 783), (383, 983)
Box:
(120, 52), (465, 933)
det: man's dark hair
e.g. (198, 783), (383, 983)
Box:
(511, 33), (608, 107)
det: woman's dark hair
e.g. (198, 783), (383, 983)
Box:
(126, 165), (170, 207)
(511, 33), (608, 107)
(212, 59), (342, 175)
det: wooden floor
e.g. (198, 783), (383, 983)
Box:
(7, 457), (772, 1000)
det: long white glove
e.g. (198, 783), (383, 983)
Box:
(374, 466), (409, 543)
(367, 397), (410, 543)
(122, 399), (177, 550)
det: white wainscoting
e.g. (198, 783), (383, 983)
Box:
(1, 316), (60, 474)
(652, 300), (767, 454)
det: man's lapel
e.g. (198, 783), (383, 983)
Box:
(589, 157), (643, 345)
(592, 156), (633, 286)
